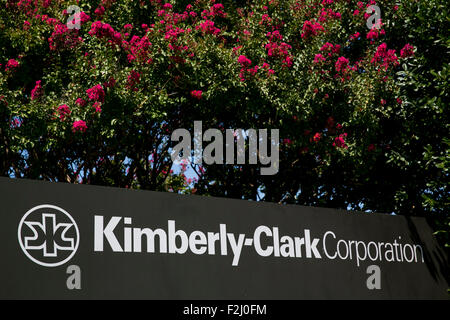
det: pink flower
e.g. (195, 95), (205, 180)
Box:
(113, 32), (122, 42)
(396, 98), (403, 105)
(126, 70), (141, 91)
(74, 11), (91, 25)
(371, 43), (399, 70)
(301, 20), (324, 39)
(400, 43), (414, 58)
(239, 64), (258, 81)
(335, 56), (349, 73)
(333, 133), (348, 149)
(31, 80), (43, 100)
(48, 22), (83, 51)
(350, 32), (360, 41)
(94, 6), (105, 16)
(5, 59), (19, 71)
(75, 98), (87, 107)
(367, 28), (379, 40)
(104, 77), (116, 88)
(72, 120), (87, 133)
(23, 20), (31, 30)
(93, 102), (102, 113)
(313, 132), (322, 142)
(86, 84), (105, 102)
(196, 19), (221, 35)
(247, 65), (259, 75)
(320, 42), (340, 56)
(127, 54), (136, 63)
(57, 104), (71, 120)
(237, 55), (252, 67)
(314, 53), (326, 64)
(368, 144), (376, 152)
(89, 21), (121, 45)
(190, 90), (203, 99)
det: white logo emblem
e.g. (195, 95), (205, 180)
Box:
(18, 205), (80, 267)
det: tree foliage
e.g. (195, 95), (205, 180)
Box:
(0, 0), (448, 245)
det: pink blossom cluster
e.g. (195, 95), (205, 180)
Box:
(320, 42), (341, 57)
(75, 98), (87, 107)
(196, 19), (221, 35)
(265, 31), (293, 68)
(313, 43), (353, 82)
(23, 20), (31, 30)
(66, 11), (91, 27)
(367, 28), (385, 41)
(72, 120), (87, 133)
(153, 6), (200, 64)
(16, 0), (37, 16)
(301, 20), (324, 39)
(158, 6), (192, 24)
(238, 55), (252, 67)
(103, 77), (117, 89)
(48, 23), (83, 51)
(349, 32), (360, 41)
(5, 59), (19, 72)
(30, 80), (43, 100)
(34, 13), (59, 26)
(92, 102), (102, 113)
(318, 8), (341, 23)
(237, 55), (258, 81)
(400, 44), (415, 58)
(164, 26), (186, 42)
(260, 14), (272, 25)
(201, 3), (227, 19)
(94, 6), (105, 16)
(335, 56), (350, 73)
(371, 43), (399, 71)
(190, 90), (203, 99)
(126, 70), (141, 91)
(313, 132), (322, 142)
(57, 104), (71, 121)
(88, 21), (122, 46)
(86, 84), (105, 103)
(314, 53), (326, 64)
(261, 62), (275, 76)
(239, 65), (259, 82)
(333, 133), (348, 149)
(125, 35), (152, 63)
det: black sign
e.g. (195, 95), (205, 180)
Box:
(0, 177), (448, 299)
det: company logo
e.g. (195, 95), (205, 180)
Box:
(18, 205), (80, 267)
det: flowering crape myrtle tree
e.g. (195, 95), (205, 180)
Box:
(0, 1), (448, 245)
